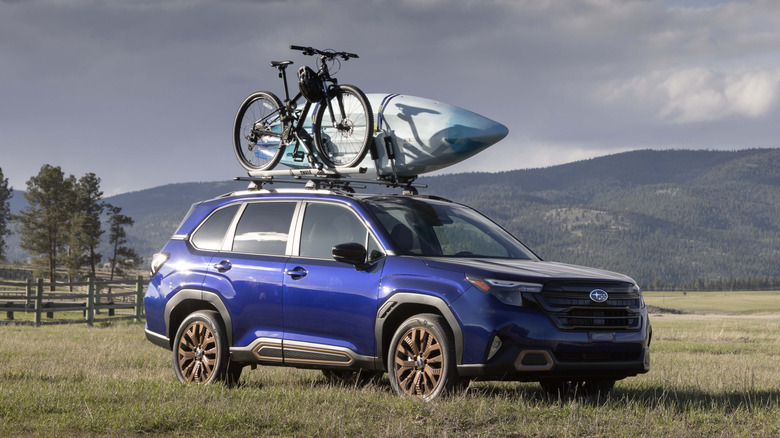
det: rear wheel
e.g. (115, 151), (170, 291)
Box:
(313, 84), (373, 168)
(173, 310), (242, 385)
(387, 314), (456, 401)
(233, 91), (285, 171)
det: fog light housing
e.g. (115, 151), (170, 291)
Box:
(487, 336), (502, 361)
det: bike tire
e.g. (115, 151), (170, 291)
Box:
(233, 91), (285, 171)
(313, 84), (374, 168)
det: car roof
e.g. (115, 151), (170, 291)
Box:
(174, 187), (453, 236)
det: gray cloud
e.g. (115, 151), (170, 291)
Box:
(1, 0), (779, 194)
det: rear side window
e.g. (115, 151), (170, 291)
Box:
(190, 204), (240, 250)
(232, 202), (297, 255)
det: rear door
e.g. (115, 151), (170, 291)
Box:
(203, 201), (298, 350)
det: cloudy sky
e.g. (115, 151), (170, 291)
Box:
(2, 0), (780, 195)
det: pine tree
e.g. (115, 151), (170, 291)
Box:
(72, 173), (105, 279)
(14, 165), (76, 290)
(0, 167), (12, 262)
(106, 205), (141, 280)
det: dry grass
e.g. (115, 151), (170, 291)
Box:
(1, 294), (779, 437)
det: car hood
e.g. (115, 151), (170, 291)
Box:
(421, 257), (635, 284)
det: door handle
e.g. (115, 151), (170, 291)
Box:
(285, 266), (308, 280)
(214, 260), (232, 273)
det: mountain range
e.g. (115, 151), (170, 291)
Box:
(6, 149), (780, 288)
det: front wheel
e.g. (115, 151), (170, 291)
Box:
(173, 310), (243, 385)
(233, 91), (285, 171)
(313, 84), (373, 168)
(387, 314), (457, 401)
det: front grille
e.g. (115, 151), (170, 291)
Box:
(526, 281), (642, 331)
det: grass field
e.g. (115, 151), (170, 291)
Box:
(1, 293), (779, 437)
(644, 290), (780, 315)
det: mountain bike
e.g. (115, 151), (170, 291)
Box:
(233, 45), (374, 172)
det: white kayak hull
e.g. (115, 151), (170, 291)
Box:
(270, 93), (508, 178)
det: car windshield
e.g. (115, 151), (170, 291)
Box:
(365, 197), (538, 260)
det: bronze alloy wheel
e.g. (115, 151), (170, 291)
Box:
(394, 326), (444, 397)
(177, 320), (218, 383)
(388, 313), (456, 400)
(173, 311), (243, 386)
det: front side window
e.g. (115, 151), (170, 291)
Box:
(365, 197), (537, 260)
(190, 204), (240, 250)
(299, 203), (369, 259)
(232, 202), (296, 255)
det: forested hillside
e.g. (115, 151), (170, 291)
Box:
(418, 149), (780, 288)
(7, 149), (779, 289)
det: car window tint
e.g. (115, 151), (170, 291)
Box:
(299, 203), (368, 259)
(190, 204), (240, 250)
(367, 233), (384, 262)
(232, 202), (296, 255)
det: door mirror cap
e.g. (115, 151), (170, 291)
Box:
(332, 242), (368, 269)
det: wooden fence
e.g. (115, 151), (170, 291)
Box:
(0, 277), (145, 326)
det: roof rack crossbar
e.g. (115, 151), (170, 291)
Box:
(233, 174), (426, 193)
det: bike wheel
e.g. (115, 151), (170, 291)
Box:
(233, 91), (285, 171)
(313, 84), (374, 168)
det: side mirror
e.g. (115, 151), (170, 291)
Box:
(332, 242), (368, 269)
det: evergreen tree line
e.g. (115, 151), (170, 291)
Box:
(0, 165), (140, 290)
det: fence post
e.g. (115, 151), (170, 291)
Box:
(135, 275), (144, 322)
(25, 278), (33, 312)
(34, 278), (43, 327)
(87, 277), (95, 327)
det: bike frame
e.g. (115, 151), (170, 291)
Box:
(273, 53), (349, 167)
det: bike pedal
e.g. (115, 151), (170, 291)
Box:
(293, 151), (305, 162)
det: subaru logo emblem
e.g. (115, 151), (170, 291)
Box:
(589, 289), (608, 303)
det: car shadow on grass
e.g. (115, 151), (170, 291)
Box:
(462, 381), (780, 411)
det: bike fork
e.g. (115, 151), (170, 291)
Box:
(327, 92), (347, 129)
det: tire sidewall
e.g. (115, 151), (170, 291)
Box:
(386, 313), (456, 401)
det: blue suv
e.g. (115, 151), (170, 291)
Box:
(144, 187), (651, 400)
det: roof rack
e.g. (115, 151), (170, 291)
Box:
(234, 166), (426, 195)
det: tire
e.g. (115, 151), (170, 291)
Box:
(173, 310), (243, 385)
(313, 84), (373, 168)
(539, 379), (615, 398)
(387, 313), (456, 401)
(233, 91), (285, 171)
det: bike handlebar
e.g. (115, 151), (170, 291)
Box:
(289, 45), (359, 60)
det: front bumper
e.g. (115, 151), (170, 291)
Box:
(451, 287), (652, 380)
(457, 344), (650, 380)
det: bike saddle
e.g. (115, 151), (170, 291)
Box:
(271, 60), (293, 68)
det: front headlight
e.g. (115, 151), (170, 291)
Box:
(466, 274), (542, 307)
(633, 284), (646, 308)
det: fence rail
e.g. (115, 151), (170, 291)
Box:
(0, 276), (145, 326)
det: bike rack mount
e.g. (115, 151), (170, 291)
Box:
(234, 166), (425, 194)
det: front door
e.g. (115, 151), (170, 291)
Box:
(283, 201), (385, 359)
